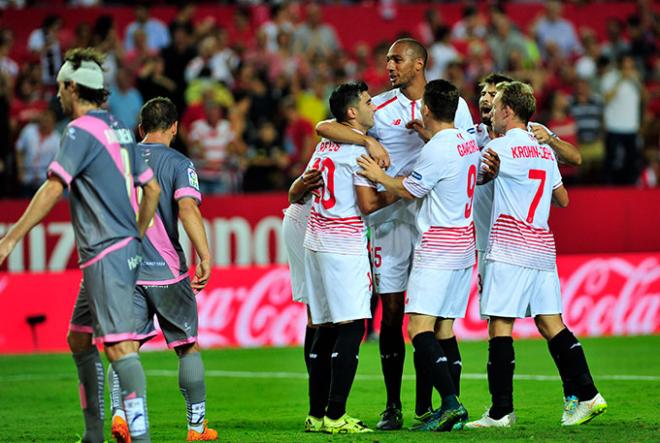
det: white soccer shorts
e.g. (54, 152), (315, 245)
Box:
(371, 220), (416, 294)
(304, 249), (373, 325)
(405, 265), (472, 318)
(480, 260), (562, 318)
(282, 214), (307, 304)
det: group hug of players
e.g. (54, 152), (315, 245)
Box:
(282, 38), (608, 434)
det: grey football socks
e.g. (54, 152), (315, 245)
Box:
(179, 351), (207, 431)
(107, 364), (125, 419)
(72, 347), (105, 443)
(112, 353), (150, 442)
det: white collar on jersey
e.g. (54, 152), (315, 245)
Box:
(395, 88), (423, 108)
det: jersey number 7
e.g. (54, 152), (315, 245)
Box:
(527, 169), (546, 223)
(311, 157), (337, 210)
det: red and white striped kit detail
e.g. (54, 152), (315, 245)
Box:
(487, 214), (556, 271)
(304, 209), (367, 256)
(414, 223), (476, 270)
(284, 200), (311, 224)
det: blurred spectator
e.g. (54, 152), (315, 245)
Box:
(575, 30), (601, 81)
(488, 11), (529, 72)
(360, 42), (390, 94)
(296, 78), (329, 128)
(185, 34), (238, 87)
(10, 73), (47, 131)
(124, 28), (157, 74)
(0, 29), (18, 86)
(281, 95), (315, 179)
(73, 22), (92, 49)
(600, 18), (629, 65)
(188, 100), (243, 194)
(451, 5), (487, 41)
(243, 121), (289, 193)
(136, 55), (176, 103)
(124, 4), (170, 53)
(247, 71), (280, 131)
(570, 79), (604, 179)
(27, 15), (63, 86)
(416, 8), (444, 46)
(92, 15), (124, 88)
(227, 6), (255, 53)
(546, 92), (578, 181)
(15, 109), (59, 197)
(293, 4), (340, 58)
(532, 0), (581, 59)
(626, 14), (656, 77)
(0, 73), (11, 197)
(638, 153), (659, 188)
(268, 30), (308, 83)
(426, 26), (458, 81)
(108, 67), (143, 131)
(161, 24), (196, 110)
(602, 54), (643, 184)
(260, 3), (295, 52)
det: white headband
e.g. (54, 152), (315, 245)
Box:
(56, 60), (104, 90)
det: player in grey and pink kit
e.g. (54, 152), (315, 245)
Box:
(0, 48), (161, 443)
(106, 97), (218, 442)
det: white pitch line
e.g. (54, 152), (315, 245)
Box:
(0, 370), (658, 383)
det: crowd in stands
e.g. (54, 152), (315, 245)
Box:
(0, 1), (658, 198)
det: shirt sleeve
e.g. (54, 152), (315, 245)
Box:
(173, 159), (202, 205)
(132, 143), (154, 187)
(401, 144), (445, 198)
(551, 154), (563, 190)
(454, 97), (475, 132)
(47, 125), (92, 186)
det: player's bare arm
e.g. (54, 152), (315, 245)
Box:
(355, 185), (400, 215)
(405, 119), (432, 143)
(137, 177), (161, 238)
(316, 119), (391, 168)
(0, 177), (64, 265)
(178, 197), (212, 292)
(288, 168), (323, 204)
(530, 124), (582, 167)
(478, 148), (501, 184)
(552, 185), (569, 208)
(357, 154), (415, 200)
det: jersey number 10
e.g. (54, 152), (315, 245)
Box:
(311, 157), (337, 210)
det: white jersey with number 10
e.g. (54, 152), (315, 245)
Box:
(303, 139), (375, 256)
(485, 128), (563, 271)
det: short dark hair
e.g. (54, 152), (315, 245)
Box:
(479, 72), (513, 89)
(423, 79), (459, 123)
(393, 37), (428, 67)
(63, 47), (109, 105)
(139, 97), (178, 133)
(329, 81), (368, 123)
(495, 81), (536, 124)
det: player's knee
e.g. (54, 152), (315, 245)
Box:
(104, 340), (139, 362)
(175, 341), (200, 357)
(380, 294), (404, 326)
(67, 331), (93, 353)
(535, 315), (566, 340)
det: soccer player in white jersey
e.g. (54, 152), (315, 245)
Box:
(303, 81), (398, 434)
(465, 81), (606, 429)
(358, 79), (482, 432)
(316, 38), (474, 429)
(473, 74), (589, 418)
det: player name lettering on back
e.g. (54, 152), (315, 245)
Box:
(511, 145), (554, 161)
(318, 140), (341, 152)
(457, 139), (479, 157)
(104, 128), (134, 145)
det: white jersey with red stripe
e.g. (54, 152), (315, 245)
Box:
(474, 121), (558, 252)
(303, 138), (375, 256)
(484, 127), (563, 271)
(401, 128), (481, 270)
(367, 88), (475, 226)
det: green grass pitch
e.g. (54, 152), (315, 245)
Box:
(0, 335), (658, 442)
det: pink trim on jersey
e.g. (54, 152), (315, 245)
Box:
(414, 223), (476, 270)
(47, 161), (73, 185)
(487, 214), (556, 271)
(71, 115), (125, 180)
(145, 213), (181, 278)
(135, 330), (159, 342)
(304, 209), (367, 255)
(69, 323), (94, 334)
(137, 168), (154, 185)
(284, 202), (311, 223)
(174, 187), (202, 203)
(375, 96), (398, 111)
(96, 332), (138, 344)
(79, 237), (133, 269)
(79, 384), (87, 409)
(167, 336), (197, 349)
(137, 272), (188, 287)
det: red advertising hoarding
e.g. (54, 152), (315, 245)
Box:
(1, 253), (658, 354)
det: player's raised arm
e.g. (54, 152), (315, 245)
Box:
(316, 119), (390, 168)
(0, 176), (64, 265)
(136, 177), (160, 238)
(178, 197), (212, 292)
(357, 154), (415, 200)
(530, 123), (582, 167)
(288, 168), (323, 204)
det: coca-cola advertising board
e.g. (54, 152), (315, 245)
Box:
(0, 253), (658, 354)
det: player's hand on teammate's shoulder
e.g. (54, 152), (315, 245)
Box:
(301, 168), (324, 191)
(405, 119), (431, 143)
(364, 136), (391, 168)
(530, 124), (551, 145)
(192, 258), (211, 294)
(357, 154), (386, 183)
(479, 148), (500, 184)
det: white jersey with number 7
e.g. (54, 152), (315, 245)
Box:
(485, 128), (563, 271)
